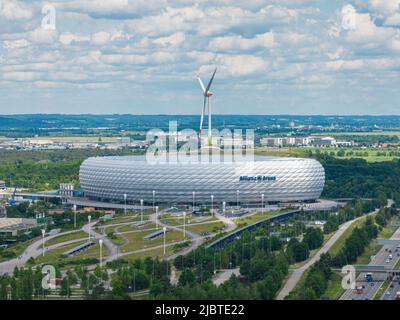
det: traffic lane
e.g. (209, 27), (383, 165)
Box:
(340, 245), (399, 300)
(381, 276), (400, 300)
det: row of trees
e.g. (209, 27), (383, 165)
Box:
(288, 213), (393, 300)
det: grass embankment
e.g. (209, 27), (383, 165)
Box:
(255, 146), (400, 163)
(374, 279), (391, 300)
(235, 209), (292, 228)
(121, 230), (185, 252)
(185, 222), (225, 235)
(328, 214), (373, 257)
(121, 246), (175, 260)
(45, 231), (88, 246)
(0, 239), (34, 263)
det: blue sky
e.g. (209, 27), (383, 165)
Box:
(1, 0), (400, 115)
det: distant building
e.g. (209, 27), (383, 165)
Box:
(59, 183), (74, 198)
(311, 137), (336, 147)
(0, 181), (6, 191)
(0, 218), (38, 236)
(260, 137), (300, 147)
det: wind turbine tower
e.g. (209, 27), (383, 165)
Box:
(197, 69), (217, 147)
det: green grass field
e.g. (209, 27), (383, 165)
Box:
(117, 222), (156, 233)
(46, 231), (88, 246)
(185, 221), (225, 235)
(121, 246), (175, 260)
(324, 272), (345, 300)
(328, 214), (375, 256)
(121, 230), (185, 252)
(256, 146), (400, 163)
(235, 209), (291, 227)
(34, 241), (87, 265)
(0, 239), (34, 263)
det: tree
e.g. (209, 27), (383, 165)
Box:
(179, 268), (196, 286)
(303, 228), (324, 250)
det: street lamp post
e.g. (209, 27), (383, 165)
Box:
(41, 229), (46, 257)
(99, 239), (103, 267)
(155, 206), (159, 229)
(261, 193), (264, 213)
(211, 195), (214, 216)
(73, 204), (77, 229)
(152, 190), (156, 210)
(163, 227), (167, 255)
(88, 215), (92, 242)
(123, 193), (127, 215)
(183, 212), (186, 239)
(192, 191), (195, 211)
(140, 199), (144, 222)
(236, 190), (240, 209)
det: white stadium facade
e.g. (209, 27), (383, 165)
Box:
(79, 155), (325, 206)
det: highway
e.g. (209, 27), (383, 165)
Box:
(340, 227), (400, 300)
(276, 212), (376, 300)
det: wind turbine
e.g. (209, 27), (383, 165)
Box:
(197, 68), (217, 147)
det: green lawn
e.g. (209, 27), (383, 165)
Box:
(185, 222), (225, 235)
(121, 246), (175, 260)
(75, 242), (108, 258)
(374, 279), (390, 300)
(328, 214), (375, 256)
(0, 239), (34, 263)
(46, 231), (88, 246)
(324, 272), (345, 300)
(34, 241), (87, 265)
(121, 230), (185, 252)
(235, 210), (290, 227)
(118, 223), (156, 233)
(97, 213), (140, 226)
(255, 146), (400, 163)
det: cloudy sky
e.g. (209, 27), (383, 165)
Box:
(1, 0), (400, 115)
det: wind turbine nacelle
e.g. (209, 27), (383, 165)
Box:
(206, 92), (213, 97)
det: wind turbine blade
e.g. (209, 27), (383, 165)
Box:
(197, 77), (206, 94)
(205, 68), (217, 95)
(199, 96), (207, 138)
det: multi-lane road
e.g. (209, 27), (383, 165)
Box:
(340, 227), (400, 300)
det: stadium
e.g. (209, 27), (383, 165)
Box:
(79, 155), (325, 206)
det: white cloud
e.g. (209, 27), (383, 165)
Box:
(29, 28), (58, 44)
(3, 39), (30, 49)
(59, 33), (90, 45)
(214, 55), (268, 76)
(208, 32), (275, 52)
(91, 31), (111, 45)
(153, 32), (186, 47)
(3, 71), (41, 82)
(0, 0), (32, 20)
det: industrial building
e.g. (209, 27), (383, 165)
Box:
(79, 155), (325, 206)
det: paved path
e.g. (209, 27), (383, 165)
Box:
(213, 268), (240, 286)
(276, 212), (377, 300)
(0, 224), (91, 275)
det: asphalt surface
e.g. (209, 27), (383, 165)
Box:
(276, 211), (378, 300)
(340, 227), (400, 300)
(0, 224), (91, 275)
